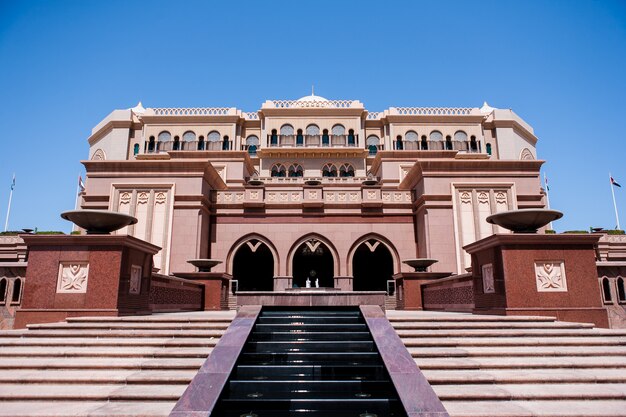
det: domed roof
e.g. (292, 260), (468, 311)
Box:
(296, 94), (329, 102)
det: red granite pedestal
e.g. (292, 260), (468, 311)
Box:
(393, 272), (453, 310)
(14, 235), (160, 329)
(464, 234), (609, 328)
(172, 272), (231, 310)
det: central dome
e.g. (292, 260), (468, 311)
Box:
(296, 94), (329, 102)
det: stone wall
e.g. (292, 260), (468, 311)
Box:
(149, 274), (203, 312)
(421, 273), (474, 312)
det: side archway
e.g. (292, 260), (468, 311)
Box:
(287, 234), (339, 288)
(348, 234), (400, 291)
(227, 234), (279, 291)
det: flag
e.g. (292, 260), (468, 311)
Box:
(78, 175), (85, 193)
(10, 174), (15, 191)
(544, 175), (549, 192)
(611, 176), (621, 188)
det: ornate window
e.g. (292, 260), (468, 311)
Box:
(271, 163), (286, 177)
(405, 131), (419, 142)
(157, 132), (171, 148)
(366, 135), (379, 156)
(148, 136), (156, 152)
(331, 124), (345, 136)
(288, 163), (304, 177)
(306, 124), (320, 135)
(183, 131), (196, 142)
(395, 135), (403, 150)
(429, 130), (443, 141)
(198, 135), (205, 150)
(0, 278), (6, 304)
(246, 135), (259, 156)
(618, 277), (626, 303)
(322, 163), (338, 177)
(280, 124), (294, 135)
(339, 163), (355, 177)
(208, 131), (221, 142)
(11, 278), (22, 304)
(454, 131), (468, 142)
(602, 277), (612, 303)
(133, 143), (140, 155)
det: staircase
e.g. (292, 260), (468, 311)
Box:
(388, 310), (626, 417)
(212, 308), (407, 416)
(0, 311), (235, 417)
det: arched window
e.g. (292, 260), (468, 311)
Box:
(445, 135), (453, 150)
(158, 131), (171, 142)
(618, 277), (626, 303)
(271, 163), (286, 177)
(280, 124), (294, 135)
(148, 136), (155, 152)
(133, 143), (140, 155)
(11, 278), (21, 304)
(470, 135), (478, 152)
(430, 131), (443, 141)
(366, 135), (379, 156)
(454, 131), (468, 142)
(208, 131), (221, 142)
(395, 135), (403, 150)
(602, 277), (612, 303)
(322, 163), (338, 177)
(421, 135), (428, 150)
(306, 124), (320, 135)
(183, 131), (196, 142)
(322, 129), (330, 146)
(0, 278), (6, 303)
(405, 131), (418, 142)
(198, 135), (205, 150)
(246, 135), (259, 156)
(173, 135), (180, 151)
(296, 129), (304, 146)
(288, 164), (303, 177)
(339, 163), (355, 177)
(486, 143), (492, 155)
(270, 129), (278, 146)
(331, 124), (345, 136)
(222, 135), (230, 151)
(347, 129), (355, 146)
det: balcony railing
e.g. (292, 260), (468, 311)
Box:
(268, 134), (359, 148)
(392, 140), (482, 152)
(144, 140), (233, 153)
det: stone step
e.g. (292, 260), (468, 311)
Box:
(407, 345), (626, 357)
(443, 400), (626, 417)
(434, 383), (626, 400)
(0, 346), (213, 358)
(415, 356), (626, 370)
(0, 337), (218, 347)
(386, 312), (558, 322)
(392, 321), (595, 329)
(0, 401), (175, 417)
(65, 312), (235, 323)
(0, 383), (185, 401)
(0, 329), (226, 338)
(391, 328), (626, 337)
(0, 357), (204, 370)
(26, 322), (230, 330)
(397, 336), (626, 347)
(423, 368), (626, 384)
(0, 369), (197, 384)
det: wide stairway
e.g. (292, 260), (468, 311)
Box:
(0, 311), (235, 416)
(212, 308), (407, 416)
(388, 311), (626, 417)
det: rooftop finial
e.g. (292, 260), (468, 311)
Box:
(312, 85), (315, 96)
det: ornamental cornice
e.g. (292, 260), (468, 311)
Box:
(257, 148), (369, 159)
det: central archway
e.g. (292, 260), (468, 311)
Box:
(231, 239), (275, 291)
(292, 238), (334, 288)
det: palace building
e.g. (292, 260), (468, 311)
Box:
(81, 95), (544, 295)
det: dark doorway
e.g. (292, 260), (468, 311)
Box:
(232, 240), (274, 291)
(352, 240), (394, 291)
(292, 239), (334, 288)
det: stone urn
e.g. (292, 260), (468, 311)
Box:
(187, 259), (222, 272)
(61, 210), (137, 234)
(486, 209), (563, 233)
(403, 258), (438, 272)
(305, 179), (322, 186)
(362, 174), (379, 186)
(248, 177), (264, 186)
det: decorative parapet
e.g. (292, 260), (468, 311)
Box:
(148, 107), (236, 116)
(262, 99), (362, 109)
(596, 233), (626, 262)
(391, 107), (478, 116)
(366, 112), (381, 120)
(243, 111), (259, 120)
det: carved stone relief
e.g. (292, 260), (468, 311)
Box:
(535, 261), (567, 292)
(482, 263), (495, 294)
(57, 263), (89, 293)
(129, 265), (142, 295)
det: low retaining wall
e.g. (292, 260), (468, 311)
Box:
(421, 273), (474, 312)
(149, 274), (204, 312)
(236, 291), (386, 310)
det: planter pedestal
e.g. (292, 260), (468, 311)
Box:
(172, 272), (231, 310)
(393, 272), (452, 310)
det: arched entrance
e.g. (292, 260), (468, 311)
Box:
(292, 239), (334, 288)
(232, 240), (274, 291)
(352, 239), (394, 291)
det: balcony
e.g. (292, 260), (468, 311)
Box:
(144, 140), (233, 153)
(392, 139), (482, 153)
(267, 134), (359, 148)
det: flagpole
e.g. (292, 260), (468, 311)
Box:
(74, 173), (81, 211)
(610, 172), (621, 230)
(544, 173), (553, 230)
(4, 174), (14, 232)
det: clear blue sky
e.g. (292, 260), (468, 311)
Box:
(0, 0), (625, 232)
